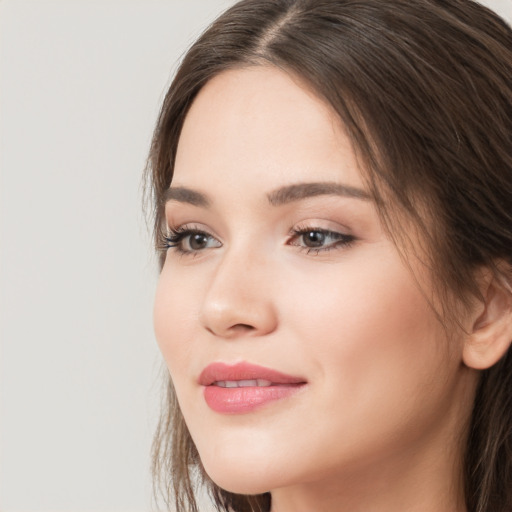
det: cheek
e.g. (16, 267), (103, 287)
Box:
(153, 263), (199, 375)
(279, 248), (455, 434)
(281, 247), (440, 356)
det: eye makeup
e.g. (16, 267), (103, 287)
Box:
(288, 225), (356, 254)
(163, 222), (356, 258)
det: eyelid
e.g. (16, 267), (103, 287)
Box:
(162, 219), (356, 257)
(289, 219), (354, 242)
(166, 221), (219, 238)
(163, 223), (222, 255)
(287, 222), (356, 253)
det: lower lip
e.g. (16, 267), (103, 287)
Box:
(203, 384), (304, 414)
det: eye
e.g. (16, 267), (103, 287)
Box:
(164, 227), (221, 254)
(301, 230), (328, 248)
(289, 226), (355, 253)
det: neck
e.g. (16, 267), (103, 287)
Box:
(270, 447), (467, 512)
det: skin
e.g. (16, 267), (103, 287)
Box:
(153, 66), (480, 512)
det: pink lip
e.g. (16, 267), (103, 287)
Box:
(199, 362), (307, 414)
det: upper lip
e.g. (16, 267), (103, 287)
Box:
(199, 362), (306, 386)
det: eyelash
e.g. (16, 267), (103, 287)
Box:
(163, 226), (217, 255)
(289, 226), (355, 254)
(163, 225), (356, 256)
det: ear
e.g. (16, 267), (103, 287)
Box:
(463, 270), (512, 370)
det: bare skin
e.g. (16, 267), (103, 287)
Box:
(154, 66), (484, 512)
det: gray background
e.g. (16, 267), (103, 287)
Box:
(1, 1), (510, 511)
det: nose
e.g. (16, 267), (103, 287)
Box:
(199, 247), (278, 339)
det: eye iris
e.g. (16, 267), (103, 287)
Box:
(303, 231), (325, 247)
(189, 233), (209, 250)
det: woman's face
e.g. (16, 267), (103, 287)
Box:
(154, 66), (475, 497)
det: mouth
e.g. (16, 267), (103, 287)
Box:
(213, 379), (273, 388)
(199, 362), (307, 414)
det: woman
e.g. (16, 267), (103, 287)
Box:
(146, 1), (512, 511)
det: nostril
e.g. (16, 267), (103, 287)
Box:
(232, 324), (255, 332)
(200, 293), (278, 337)
(205, 323), (256, 337)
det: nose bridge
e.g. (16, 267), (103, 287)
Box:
(200, 240), (277, 338)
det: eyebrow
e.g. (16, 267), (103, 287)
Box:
(267, 181), (371, 205)
(163, 181), (371, 208)
(163, 187), (211, 207)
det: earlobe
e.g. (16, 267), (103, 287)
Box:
(463, 272), (512, 370)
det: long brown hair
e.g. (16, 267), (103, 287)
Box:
(146, 1), (512, 511)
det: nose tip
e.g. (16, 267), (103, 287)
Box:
(202, 300), (277, 338)
(199, 261), (278, 339)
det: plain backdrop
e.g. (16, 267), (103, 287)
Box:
(1, 1), (511, 511)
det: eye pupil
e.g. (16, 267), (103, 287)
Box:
(190, 233), (208, 250)
(304, 231), (325, 247)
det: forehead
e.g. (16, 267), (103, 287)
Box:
(173, 66), (364, 193)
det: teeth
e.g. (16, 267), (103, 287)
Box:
(214, 379), (273, 388)
(238, 379), (258, 387)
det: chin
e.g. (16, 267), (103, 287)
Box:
(203, 466), (272, 495)
(199, 450), (278, 495)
